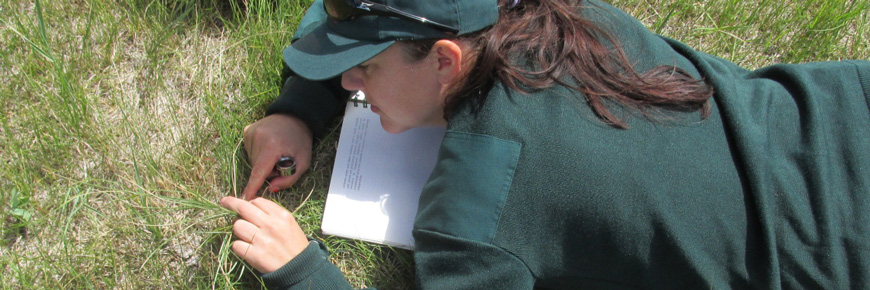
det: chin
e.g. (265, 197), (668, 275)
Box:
(379, 118), (412, 134)
(380, 123), (410, 134)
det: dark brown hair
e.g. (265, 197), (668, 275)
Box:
(402, 0), (714, 129)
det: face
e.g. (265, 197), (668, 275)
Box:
(341, 44), (448, 133)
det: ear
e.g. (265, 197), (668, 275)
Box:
(430, 39), (464, 85)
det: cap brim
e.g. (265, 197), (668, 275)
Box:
(283, 23), (395, 81)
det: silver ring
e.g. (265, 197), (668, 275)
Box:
(276, 156), (296, 176)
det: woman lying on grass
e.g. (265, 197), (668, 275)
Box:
(222, 0), (870, 288)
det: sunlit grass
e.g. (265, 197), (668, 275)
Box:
(0, 0), (867, 289)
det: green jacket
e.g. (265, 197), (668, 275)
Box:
(263, 1), (870, 289)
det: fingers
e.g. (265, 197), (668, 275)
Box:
(240, 114), (314, 200)
(263, 175), (300, 194)
(222, 197), (293, 226)
(232, 219), (259, 242)
(250, 197), (293, 217)
(220, 196), (270, 225)
(242, 160), (276, 200)
(223, 195), (311, 274)
(230, 239), (284, 274)
(249, 155), (309, 197)
(266, 151), (311, 193)
(231, 240), (256, 261)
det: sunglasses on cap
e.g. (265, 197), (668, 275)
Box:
(324, 0), (460, 34)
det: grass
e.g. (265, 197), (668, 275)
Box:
(0, 0), (867, 289)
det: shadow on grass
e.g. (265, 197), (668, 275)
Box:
(1, 216), (28, 248)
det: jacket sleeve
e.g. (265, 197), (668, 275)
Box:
(411, 131), (534, 289)
(261, 240), (374, 290)
(265, 71), (349, 139)
(413, 229), (535, 289)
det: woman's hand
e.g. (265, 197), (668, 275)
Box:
(220, 196), (310, 273)
(242, 114), (313, 200)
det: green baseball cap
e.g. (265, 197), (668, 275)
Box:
(283, 0), (498, 81)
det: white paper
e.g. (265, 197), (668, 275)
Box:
(321, 93), (445, 250)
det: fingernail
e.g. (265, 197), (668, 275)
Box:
(272, 187), (279, 193)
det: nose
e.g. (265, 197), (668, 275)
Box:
(341, 67), (364, 91)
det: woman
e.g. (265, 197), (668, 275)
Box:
(222, 0), (870, 288)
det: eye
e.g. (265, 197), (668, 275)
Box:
(356, 63), (372, 75)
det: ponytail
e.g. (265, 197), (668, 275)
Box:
(403, 0), (714, 128)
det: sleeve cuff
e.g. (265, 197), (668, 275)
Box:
(261, 241), (355, 290)
(266, 75), (349, 139)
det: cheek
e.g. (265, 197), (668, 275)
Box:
(375, 61), (443, 125)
